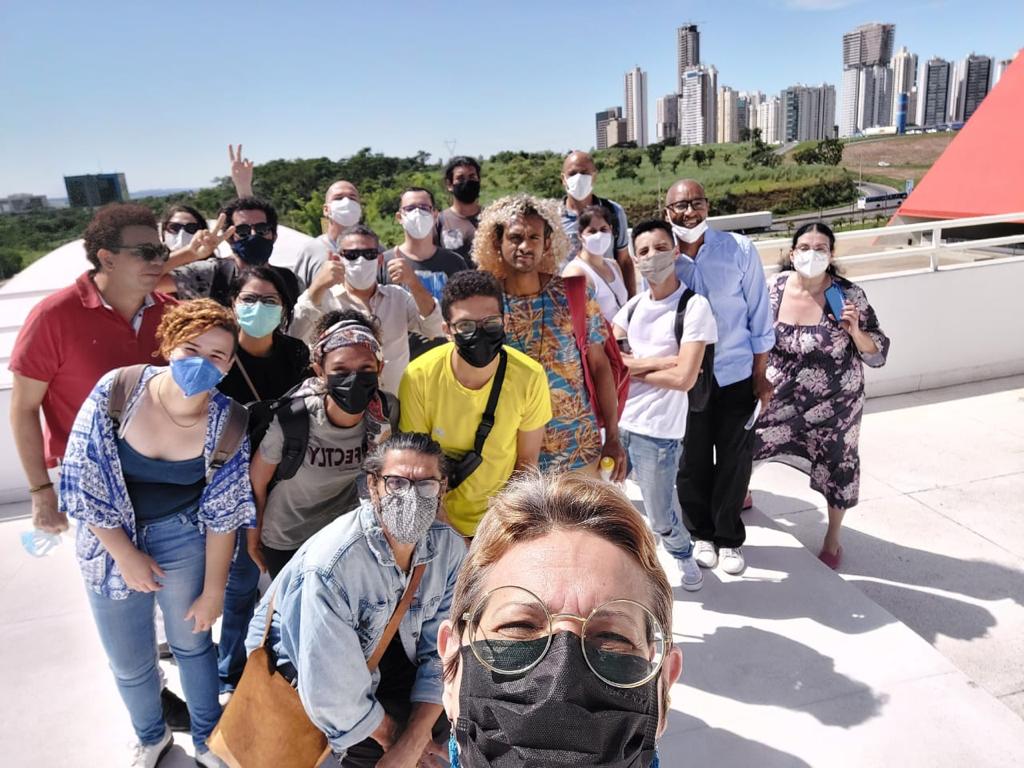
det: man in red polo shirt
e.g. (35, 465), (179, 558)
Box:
(10, 203), (176, 534)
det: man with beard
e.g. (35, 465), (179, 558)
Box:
(664, 179), (774, 576)
(436, 156), (482, 261)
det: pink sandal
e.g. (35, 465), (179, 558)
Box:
(818, 545), (843, 570)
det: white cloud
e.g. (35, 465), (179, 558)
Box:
(786, 0), (861, 9)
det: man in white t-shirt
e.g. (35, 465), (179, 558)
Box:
(612, 219), (718, 592)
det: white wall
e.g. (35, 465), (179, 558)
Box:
(858, 259), (1024, 396)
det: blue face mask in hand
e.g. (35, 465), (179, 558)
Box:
(170, 356), (226, 397)
(235, 302), (283, 339)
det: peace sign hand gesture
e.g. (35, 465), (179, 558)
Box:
(229, 143), (254, 197)
(188, 213), (235, 262)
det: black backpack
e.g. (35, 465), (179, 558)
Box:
(626, 288), (715, 412)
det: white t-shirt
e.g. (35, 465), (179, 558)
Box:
(612, 282), (718, 440)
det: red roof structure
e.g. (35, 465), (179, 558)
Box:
(896, 50), (1024, 221)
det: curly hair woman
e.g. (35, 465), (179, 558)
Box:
(60, 299), (256, 767)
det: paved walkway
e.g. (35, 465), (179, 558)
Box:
(1, 377), (1022, 766)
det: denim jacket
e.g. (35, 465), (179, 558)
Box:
(59, 365), (256, 599)
(245, 500), (466, 755)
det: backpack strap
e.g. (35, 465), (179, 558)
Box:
(472, 350), (507, 455)
(207, 400), (249, 484)
(107, 364), (149, 435)
(674, 288), (696, 344)
(274, 396), (310, 481)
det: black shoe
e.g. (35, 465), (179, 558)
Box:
(158, 642), (173, 660)
(161, 687), (191, 733)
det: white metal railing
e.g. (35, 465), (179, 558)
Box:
(755, 210), (1024, 274)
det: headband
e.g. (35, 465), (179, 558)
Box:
(313, 319), (383, 365)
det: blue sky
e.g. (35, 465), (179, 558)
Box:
(1, 0), (1020, 197)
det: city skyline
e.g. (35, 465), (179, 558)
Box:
(2, 0), (1021, 197)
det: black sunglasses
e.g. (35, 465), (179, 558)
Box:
(340, 248), (379, 262)
(113, 243), (171, 262)
(164, 221), (202, 235)
(233, 223), (274, 239)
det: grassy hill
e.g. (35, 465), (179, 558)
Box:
(837, 132), (954, 186)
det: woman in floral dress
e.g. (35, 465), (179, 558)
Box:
(754, 222), (890, 569)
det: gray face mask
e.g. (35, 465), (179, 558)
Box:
(378, 490), (438, 543)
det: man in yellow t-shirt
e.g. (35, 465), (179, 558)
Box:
(399, 271), (551, 536)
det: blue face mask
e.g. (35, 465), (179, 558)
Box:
(230, 235), (274, 265)
(235, 302), (283, 339)
(170, 355), (226, 397)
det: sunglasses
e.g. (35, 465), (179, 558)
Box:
(340, 248), (379, 262)
(451, 316), (504, 338)
(164, 221), (202, 235)
(113, 243), (171, 262)
(233, 223), (274, 239)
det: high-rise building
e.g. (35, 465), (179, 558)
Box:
(842, 22), (895, 68)
(840, 22), (896, 136)
(594, 106), (622, 150)
(678, 66), (717, 145)
(783, 84), (837, 142)
(756, 96), (783, 144)
(890, 46), (918, 124)
(656, 94), (679, 143)
(917, 57), (951, 127)
(676, 24), (700, 90)
(624, 67), (648, 147)
(717, 86), (739, 143)
(744, 91), (765, 134)
(993, 57), (1014, 88)
(606, 118), (628, 148)
(64, 173), (130, 208)
(958, 54), (991, 123)
(856, 64), (893, 130)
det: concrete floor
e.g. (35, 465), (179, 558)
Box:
(1, 376), (1022, 766)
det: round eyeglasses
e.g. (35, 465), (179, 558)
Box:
(462, 585), (667, 688)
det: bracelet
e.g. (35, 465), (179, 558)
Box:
(29, 481), (54, 494)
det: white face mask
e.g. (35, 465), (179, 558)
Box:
(345, 256), (379, 290)
(636, 249), (677, 285)
(402, 208), (435, 240)
(672, 219), (708, 244)
(792, 249), (831, 279)
(328, 197), (361, 227)
(164, 229), (193, 251)
(565, 173), (593, 201)
(582, 231), (612, 256)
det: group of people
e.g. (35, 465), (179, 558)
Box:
(11, 147), (889, 767)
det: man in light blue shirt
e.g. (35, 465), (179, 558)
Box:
(245, 432), (465, 766)
(665, 179), (775, 577)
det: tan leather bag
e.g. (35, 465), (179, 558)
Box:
(209, 563), (426, 767)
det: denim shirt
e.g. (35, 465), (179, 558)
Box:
(59, 365), (256, 599)
(674, 227), (775, 387)
(245, 500), (467, 755)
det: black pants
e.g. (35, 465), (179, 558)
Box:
(261, 544), (298, 579)
(677, 376), (756, 549)
(340, 636), (449, 767)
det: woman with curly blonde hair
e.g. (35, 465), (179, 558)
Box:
(472, 195), (627, 481)
(60, 298), (255, 767)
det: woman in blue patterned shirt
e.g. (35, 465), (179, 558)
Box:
(60, 299), (256, 768)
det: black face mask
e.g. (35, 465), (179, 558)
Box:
(452, 179), (481, 204)
(230, 235), (274, 265)
(455, 632), (659, 767)
(326, 371), (378, 414)
(454, 326), (505, 368)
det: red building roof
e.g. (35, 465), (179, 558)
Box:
(897, 50), (1024, 221)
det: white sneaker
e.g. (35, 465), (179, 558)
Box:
(719, 547), (746, 575)
(195, 749), (229, 768)
(693, 540), (718, 569)
(677, 555), (704, 592)
(130, 727), (172, 768)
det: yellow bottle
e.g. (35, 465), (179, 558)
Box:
(599, 456), (615, 482)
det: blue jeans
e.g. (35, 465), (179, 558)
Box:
(86, 513), (221, 752)
(217, 529), (260, 693)
(621, 430), (694, 559)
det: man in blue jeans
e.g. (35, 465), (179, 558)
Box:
(612, 220), (718, 591)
